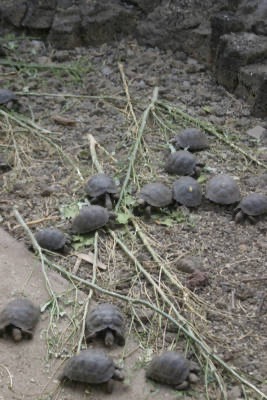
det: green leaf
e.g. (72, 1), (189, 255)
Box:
(117, 212), (131, 224)
(71, 235), (94, 250)
(60, 203), (80, 219)
(197, 174), (207, 184)
(157, 217), (174, 227)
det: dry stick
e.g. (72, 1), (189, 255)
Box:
(16, 91), (125, 101)
(156, 101), (267, 169)
(118, 62), (139, 129)
(76, 232), (98, 353)
(115, 87), (159, 211)
(13, 208), (59, 316)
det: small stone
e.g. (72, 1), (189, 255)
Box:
(176, 256), (203, 273)
(246, 125), (267, 140)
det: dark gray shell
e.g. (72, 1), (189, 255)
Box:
(0, 298), (40, 336)
(173, 177), (202, 207)
(71, 205), (109, 233)
(236, 193), (267, 216)
(35, 228), (66, 250)
(146, 351), (190, 386)
(85, 174), (118, 197)
(165, 151), (197, 176)
(0, 89), (16, 104)
(85, 303), (125, 346)
(206, 174), (241, 205)
(171, 128), (209, 151)
(139, 183), (172, 207)
(60, 349), (116, 384)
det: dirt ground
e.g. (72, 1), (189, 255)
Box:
(0, 36), (267, 400)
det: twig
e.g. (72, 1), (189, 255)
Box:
(0, 364), (13, 389)
(13, 208), (59, 317)
(12, 215), (60, 230)
(88, 134), (104, 174)
(156, 101), (267, 169)
(118, 62), (138, 129)
(76, 232), (98, 353)
(115, 87), (159, 210)
(15, 91), (125, 101)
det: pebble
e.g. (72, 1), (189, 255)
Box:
(246, 125), (267, 140)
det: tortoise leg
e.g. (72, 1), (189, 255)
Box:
(113, 368), (124, 381)
(105, 379), (114, 394)
(234, 210), (244, 224)
(175, 380), (189, 390)
(11, 327), (23, 342)
(104, 329), (115, 347)
(247, 215), (257, 224)
(144, 205), (152, 220)
(105, 193), (113, 210)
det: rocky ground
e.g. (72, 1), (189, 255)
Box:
(0, 32), (267, 400)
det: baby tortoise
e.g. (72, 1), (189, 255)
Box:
(137, 182), (172, 217)
(59, 349), (124, 393)
(71, 205), (116, 234)
(0, 89), (16, 107)
(85, 303), (125, 347)
(205, 174), (241, 205)
(170, 128), (209, 152)
(233, 193), (267, 223)
(172, 176), (202, 207)
(35, 228), (68, 251)
(146, 351), (199, 390)
(85, 173), (119, 210)
(0, 298), (40, 342)
(165, 151), (203, 178)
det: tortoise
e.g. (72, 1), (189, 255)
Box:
(85, 303), (125, 347)
(35, 228), (68, 251)
(85, 173), (119, 210)
(205, 174), (241, 205)
(165, 151), (203, 177)
(71, 205), (115, 234)
(170, 128), (210, 152)
(146, 351), (199, 390)
(233, 193), (267, 223)
(59, 349), (124, 393)
(172, 176), (202, 207)
(136, 182), (173, 217)
(0, 298), (40, 342)
(0, 89), (16, 106)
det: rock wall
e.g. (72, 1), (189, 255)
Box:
(0, 0), (266, 116)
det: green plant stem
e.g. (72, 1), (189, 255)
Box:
(76, 232), (98, 353)
(13, 208), (59, 317)
(115, 87), (159, 211)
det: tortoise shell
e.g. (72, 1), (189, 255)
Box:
(71, 205), (110, 233)
(236, 193), (267, 216)
(85, 303), (125, 346)
(59, 349), (120, 384)
(172, 176), (202, 207)
(138, 182), (172, 208)
(0, 298), (40, 340)
(205, 174), (241, 205)
(0, 89), (16, 105)
(171, 128), (209, 151)
(35, 228), (67, 251)
(165, 151), (199, 176)
(85, 174), (118, 197)
(146, 351), (190, 386)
